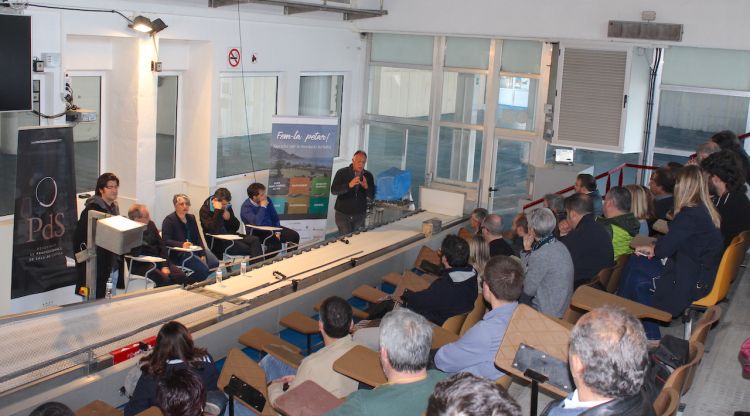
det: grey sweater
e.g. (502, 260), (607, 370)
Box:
(521, 239), (574, 318)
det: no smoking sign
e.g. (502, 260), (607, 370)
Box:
(227, 47), (241, 68)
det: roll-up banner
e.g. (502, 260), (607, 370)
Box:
(269, 116), (338, 244)
(10, 126), (79, 308)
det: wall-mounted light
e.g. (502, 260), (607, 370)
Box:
(128, 15), (153, 33)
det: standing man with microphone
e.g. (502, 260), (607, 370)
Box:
(331, 150), (375, 235)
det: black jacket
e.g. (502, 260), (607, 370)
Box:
(561, 214), (614, 284)
(653, 195), (673, 221)
(714, 191), (750, 248)
(489, 238), (515, 257)
(73, 196), (124, 297)
(652, 205), (723, 316)
(542, 391), (655, 416)
(330, 164), (375, 216)
(199, 196), (241, 256)
(403, 266), (478, 326)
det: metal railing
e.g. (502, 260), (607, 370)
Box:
(522, 131), (749, 210)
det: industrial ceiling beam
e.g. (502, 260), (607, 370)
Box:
(209, 0), (387, 20)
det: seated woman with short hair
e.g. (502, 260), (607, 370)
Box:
(162, 193), (219, 281)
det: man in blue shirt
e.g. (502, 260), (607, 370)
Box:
(240, 183), (300, 257)
(434, 255), (523, 380)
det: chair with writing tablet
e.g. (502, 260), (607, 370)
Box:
(246, 224), (284, 256)
(123, 255), (164, 293)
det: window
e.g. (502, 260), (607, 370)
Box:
(0, 80), (40, 216)
(655, 89), (749, 153)
(217, 76), (278, 178)
(445, 37), (490, 69)
(368, 66), (432, 121)
(497, 76), (538, 131)
(436, 127), (483, 182)
(155, 75), (178, 181)
(441, 72), (486, 124)
(492, 139), (531, 225)
(71, 76), (101, 193)
(299, 75), (344, 156)
(497, 40), (543, 133)
(365, 123), (428, 203)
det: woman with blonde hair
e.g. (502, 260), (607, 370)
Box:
(620, 165), (723, 339)
(468, 234), (490, 281)
(624, 184), (655, 235)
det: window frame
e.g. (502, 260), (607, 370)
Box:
(299, 72), (346, 157)
(215, 72), (280, 180)
(155, 72), (181, 183)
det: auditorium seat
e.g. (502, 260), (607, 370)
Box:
(653, 387), (679, 416)
(663, 341), (704, 398)
(352, 285), (388, 304)
(75, 400), (122, 416)
(441, 312), (469, 335)
(689, 305), (721, 347)
(238, 327), (301, 358)
(280, 312), (320, 355)
(458, 227), (474, 243)
(413, 245), (441, 273)
(684, 234), (745, 338)
(218, 348), (275, 415)
(605, 253), (631, 293)
(459, 294), (486, 336)
(584, 265), (614, 291)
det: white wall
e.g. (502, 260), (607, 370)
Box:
(356, 0), (750, 51)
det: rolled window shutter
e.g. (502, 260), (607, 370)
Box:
(557, 48), (627, 147)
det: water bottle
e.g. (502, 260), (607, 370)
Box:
(240, 261), (247, 275)
(105, 277), (113, 299)
(216, 268), (223, 285)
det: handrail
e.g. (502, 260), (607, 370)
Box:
(522, 131), (749, 210)
(523, 163), (657, 210)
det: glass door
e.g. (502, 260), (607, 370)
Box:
(489, 138), (531, 225)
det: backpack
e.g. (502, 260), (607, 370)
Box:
(648, 335), (690, 393)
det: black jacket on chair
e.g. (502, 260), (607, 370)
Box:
(560, 213), (614, 285)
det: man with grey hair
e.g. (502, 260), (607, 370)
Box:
(542, 306), (653, 416)
(468, 207), (489, 235)
(520, 208), (573, 318)
(695, 140), (721, 164)
(127, 204), (192, 286)
(482, 214), (514, 257)
(328, 308), (447, 416)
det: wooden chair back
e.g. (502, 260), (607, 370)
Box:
(689, 305), (721, 346)
(586, 265), (614, 290)
(663, 341), (704, 396)
(413, 246), (441, 273)
(218, 349), (274, 415)
(605, 254), (631, 293)
(459, 294), (487, 336)
(653, 387), (679, 416)
(458, 227), (474, 243)
(442, 312), (469, 335)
